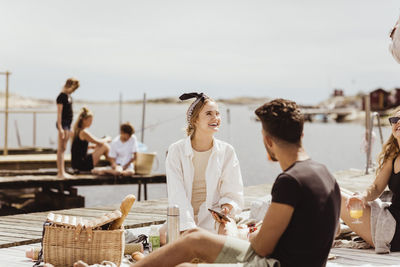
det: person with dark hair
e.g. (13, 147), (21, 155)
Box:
(128, 98), (341, 267)
(92, 122), (138, 176)
(56, 77), (79, 178)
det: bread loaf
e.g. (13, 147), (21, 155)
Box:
(109, 194), (136, 230)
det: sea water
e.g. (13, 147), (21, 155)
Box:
(0, 103), (391, 206)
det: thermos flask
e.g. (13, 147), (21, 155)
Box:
(167, 205), (180, 243)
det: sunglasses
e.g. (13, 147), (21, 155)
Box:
(389, 117), (400, 125)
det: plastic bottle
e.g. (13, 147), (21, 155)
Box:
(149, 225), (160, 251)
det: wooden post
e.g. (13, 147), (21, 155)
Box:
(141, 93), (146, 143)
(364, 95), (371, 174)
(2, 71), (10, 155)
(226, 108), (231, 142)
(377, 115), (384, 146)
(33, 112), (37, 147)
(226, 108), (231, 124)
(14, 120), (21, 147)
(119, 92), (122, 126)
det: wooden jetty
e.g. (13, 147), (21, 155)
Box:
(0, 172), (166, 215)
(0, 153), (164, 214)
(0, 154), (108, 170)
(1, 170), (400, 266)
(301, 107), (357, 122)
(0, 147), (56, 155)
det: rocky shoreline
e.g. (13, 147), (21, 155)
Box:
(0, 92), (271, 109)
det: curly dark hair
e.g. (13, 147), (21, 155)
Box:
(120, 122), (135, 136)
(255, 99), (304, 144)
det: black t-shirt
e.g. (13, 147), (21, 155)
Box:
(56, 92), (73, 123)
(270, 159), (341, 267)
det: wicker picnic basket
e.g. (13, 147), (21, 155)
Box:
(42, 211), (125, 267)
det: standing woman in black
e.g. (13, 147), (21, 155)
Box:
(56, 78), (79, 178)
(341, 107), (400, 253)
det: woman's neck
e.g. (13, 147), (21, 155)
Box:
(191, 132), (213, 152)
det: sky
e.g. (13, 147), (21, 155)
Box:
(0, 0), (399, 105)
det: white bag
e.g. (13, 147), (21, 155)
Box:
(389, 16), (400, 64)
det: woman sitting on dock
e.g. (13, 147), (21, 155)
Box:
(341, 107), (400, 253)
(56, 78), (79, 178)
(165, 92), (244, 236)
(71, 107), (111, 172)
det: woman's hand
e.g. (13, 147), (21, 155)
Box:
(217, 217), (238, 236)
(221, 204), (232, 216)
(346, 194), (366, 210)
(211, 205), (232, 224)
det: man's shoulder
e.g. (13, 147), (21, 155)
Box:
(283, 159), (337, 191)
(286, 159), (330, 177)
(273, 172), (299, 187)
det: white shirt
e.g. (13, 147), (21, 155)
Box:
(166, 136), (244, 233)
(108, 135), (138, 168)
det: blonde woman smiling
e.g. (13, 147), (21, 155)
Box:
(341, 107), (400, 253)
(166, 92), (244, 235)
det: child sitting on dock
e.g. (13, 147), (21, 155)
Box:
(131, 99), (341, 267)
(340, 107), (400, 253)
(71, 107), (111, 172)
(56, 78), (79, 178)
(92, 122), (138, 176)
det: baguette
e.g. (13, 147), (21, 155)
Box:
(109, 194), (136, 230)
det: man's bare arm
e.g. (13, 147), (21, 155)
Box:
(250, 202), (294, 257)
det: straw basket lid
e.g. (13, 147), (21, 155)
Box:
(46, 210), (122, 229)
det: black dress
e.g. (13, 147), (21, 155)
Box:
(71, 135), (93, 171)
(388, 158), (400, 251)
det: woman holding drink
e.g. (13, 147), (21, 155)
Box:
(341, 107), (400, 253)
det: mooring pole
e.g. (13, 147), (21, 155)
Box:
(364, 95), (371, 174)
(1, 71), (11, 155)
(119, 92), (123, 126)
(141, 93), (146, 143)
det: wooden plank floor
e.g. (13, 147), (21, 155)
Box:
(0, 154), (108, 170)
(3, 242), (400, 266)
(329, 248), (400, 266)
(0, 173), (166, 189)
(0, 169), (399, 266)
(0, 198), (169, 248)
